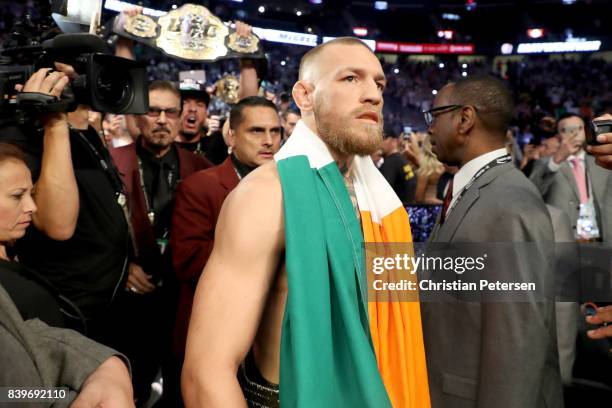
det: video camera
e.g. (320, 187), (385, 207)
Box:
(0, 19), (148, 124)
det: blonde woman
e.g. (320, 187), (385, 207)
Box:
(415, 135), (444, 204)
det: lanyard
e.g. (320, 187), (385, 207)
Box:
(74, 128), (127, 207)
(447, 154), (512, 215)
(73, 127), (138, 255)
(194, 140), (204, 155)
(136, 157), (175, 226)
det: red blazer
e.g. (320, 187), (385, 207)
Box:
(110, 142), (212, 275)
(169, 157), (239, 357)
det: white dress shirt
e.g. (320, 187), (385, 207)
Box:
(448, 148), (509, 213)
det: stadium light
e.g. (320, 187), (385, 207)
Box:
(527, 28), (545, 39)
(353, 27), (368, 37)
(374, 1), (388, 11)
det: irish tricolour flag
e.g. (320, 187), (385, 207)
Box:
(275, 120), (430, 407)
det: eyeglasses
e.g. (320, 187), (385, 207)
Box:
(146, 107), (181, 119)
(423, 104), (464, 126)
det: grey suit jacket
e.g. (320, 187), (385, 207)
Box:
(547, 205), (580, 385)
(529, 154), (612, 241)
(0, 284), (124, 407)
(422, 162), (563, 408)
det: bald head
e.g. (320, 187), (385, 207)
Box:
(298, 37), (375, 82)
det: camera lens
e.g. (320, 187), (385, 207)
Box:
(96, 66), (130, 107)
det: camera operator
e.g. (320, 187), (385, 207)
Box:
(12, 63), (130, 345)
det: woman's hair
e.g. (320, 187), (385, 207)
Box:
(417, 135), (444, 178)
(0, 143), (26, 166)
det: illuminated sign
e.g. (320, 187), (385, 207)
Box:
(517, 41), (602, 53)
(376, 42), (475, 54)
(253, 28), (318, 47)
(104, 0), (166, 17)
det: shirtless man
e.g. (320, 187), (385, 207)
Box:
(183, 37), (429, 408)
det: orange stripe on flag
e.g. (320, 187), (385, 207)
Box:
(362, 207), (431, 408)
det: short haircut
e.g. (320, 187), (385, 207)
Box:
(298, 37), (373, 81)
(0, 142), (26, 166)
(281, 109), (301, 121)
(557, 112), (584, 129)
(448, 75), (514, 136)
(148, 80), (181, 102)
(229, 96), (278, 130)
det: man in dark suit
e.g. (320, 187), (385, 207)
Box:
(530, 113), (612, 242)
(170, 96), (281, 361)
(422, 75), (563, 407)
(110, 80), (211, 405)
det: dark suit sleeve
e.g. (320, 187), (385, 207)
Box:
(476, 198), (558, 407)
(171, 176), (219, 287)
(529, 158), (557, 197)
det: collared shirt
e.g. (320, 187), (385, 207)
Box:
(136, 142), (179, 237)
(231, 153), (256, 179)
(448, 148), (508, 212)
(547, 149), (593, 205)
(137, 142), (179, 198)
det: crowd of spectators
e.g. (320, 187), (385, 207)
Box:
(140, 43), (612, 139)
(1, 3), (612, 406)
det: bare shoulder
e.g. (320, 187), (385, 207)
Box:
(225, 161), (281, 206)
(216, 161), (284, 250)
(242, 160), (280, 185)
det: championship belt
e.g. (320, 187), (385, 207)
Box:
(113, 4), (263, 62)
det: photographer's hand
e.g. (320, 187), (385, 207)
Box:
(16, 67), (69, 125)
(586, 305), (612, 339)
(17, 67), (79, 240)
(587, 114), (612, 170)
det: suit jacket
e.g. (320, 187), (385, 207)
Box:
(0, 284), (122, 406)
(530, 154), (612, 241)
(423, 162), (563, 408)
(547, 205), (580, 385)
(169, 157), (240, 356)
(110, 142), (212, 275)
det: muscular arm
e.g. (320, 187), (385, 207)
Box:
(33, 118), (79, 240)
(182, 164), (283, 408)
